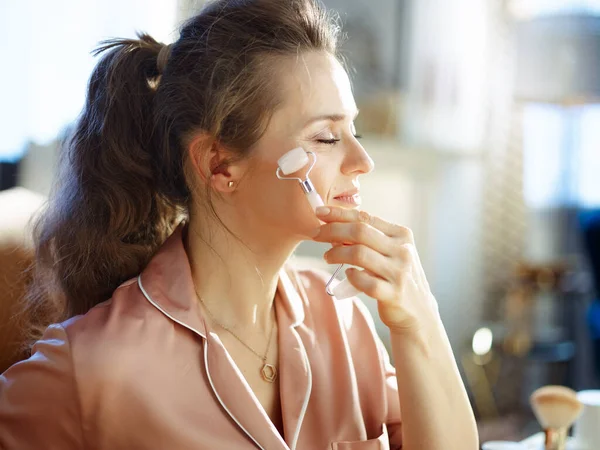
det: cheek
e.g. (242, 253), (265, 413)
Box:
(247, 162), (321, 230)
(243, 145), (336, 233)
(310, 173), (332, 204)
(276, 176), (321, 226)
(307, 156), (337, 205)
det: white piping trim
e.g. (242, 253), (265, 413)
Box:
(137, 275), (267, 450)
(204, 340), (266, 450)
(137, 275), (206, 338)
(289, 327), (313, 450)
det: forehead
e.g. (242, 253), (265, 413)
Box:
(272, 51), (357, 131)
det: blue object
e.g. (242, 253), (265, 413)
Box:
(588, 300), (600, 340)
(580, 209), (600, 297)
(580, 209), (600, 378)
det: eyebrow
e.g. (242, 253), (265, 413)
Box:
(303, 110), (360, 128)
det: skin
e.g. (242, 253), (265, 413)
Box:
(184, 51), (478, 449)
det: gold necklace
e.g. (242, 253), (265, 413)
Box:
(195, 290), (278, 383)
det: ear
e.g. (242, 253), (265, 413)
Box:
(187, 133), (243, 193)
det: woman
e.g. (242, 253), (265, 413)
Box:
(0, 0), (478, 449)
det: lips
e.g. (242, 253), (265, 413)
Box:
(333, 189), (361, 206)
(334, 189), (359, 199)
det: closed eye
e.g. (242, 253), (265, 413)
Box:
(317, 138), (340, 145)
(317, 135), (362, 145)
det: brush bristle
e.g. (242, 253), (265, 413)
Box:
(529, 385), (583, 429)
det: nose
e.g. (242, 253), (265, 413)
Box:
(340, 138), (375, 176)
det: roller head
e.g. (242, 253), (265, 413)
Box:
(278, 147), (309, 175)
(332, 277), (361, 300)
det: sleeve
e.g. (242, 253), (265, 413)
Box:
(351, 298), (403, 450)
(0, 323), (83, 450)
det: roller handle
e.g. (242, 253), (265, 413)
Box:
(307, 190), (325, 212)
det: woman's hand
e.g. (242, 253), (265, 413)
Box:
(312, 206), (440, 336)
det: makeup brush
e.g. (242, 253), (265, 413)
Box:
(529, 385), (583, 450)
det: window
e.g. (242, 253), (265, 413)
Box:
(523, 103), (600, 208)
(510, 0), (600, 19)
(0, 0), (178, 162)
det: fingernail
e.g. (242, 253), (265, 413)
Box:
(309, 227), (321, 238)
(316, 206), (330, 216)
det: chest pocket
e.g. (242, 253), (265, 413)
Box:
(331, 424), (390, 450)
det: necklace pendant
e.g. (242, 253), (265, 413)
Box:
(261, 363), (277, 383)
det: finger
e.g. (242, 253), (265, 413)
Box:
(324, 244), (397, 282)
(404, 243), (426, 279)
(313, 221), (392, 256)
(316, 206), (413, 241)
(344, 267), (397, 303)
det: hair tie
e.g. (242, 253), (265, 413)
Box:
(157, 43), (172, 74)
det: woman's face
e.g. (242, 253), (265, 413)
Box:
(232, 51), (374, 241)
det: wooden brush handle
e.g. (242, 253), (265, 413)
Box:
(544, 427), (567, 450)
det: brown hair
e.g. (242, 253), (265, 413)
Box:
(22, 0), (343, 343)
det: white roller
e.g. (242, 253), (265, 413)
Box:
(306, 190), (324, 211)
(276, 146), (356, 299)
(277, 147), (309, 175)
(331, 278), (361, 300)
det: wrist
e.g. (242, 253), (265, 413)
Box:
(390, 325), (432, 357)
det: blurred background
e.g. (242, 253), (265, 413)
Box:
(1, 0), (599, 444)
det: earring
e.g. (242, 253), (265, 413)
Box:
(228, 181), (234, 188)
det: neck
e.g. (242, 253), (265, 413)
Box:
(184, 209), (299, 332)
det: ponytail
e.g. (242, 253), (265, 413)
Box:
(24, 33), (185, 341)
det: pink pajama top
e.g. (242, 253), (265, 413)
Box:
(0, 225), (402, 449)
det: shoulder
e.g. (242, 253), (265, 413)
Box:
(59, 276), (175, 372)
(4, 276), (165, 378)
(62, 276), (166, 338)
(0, 323), (83, 448)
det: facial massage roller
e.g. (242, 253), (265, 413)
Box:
(276, 147), (360, 300)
